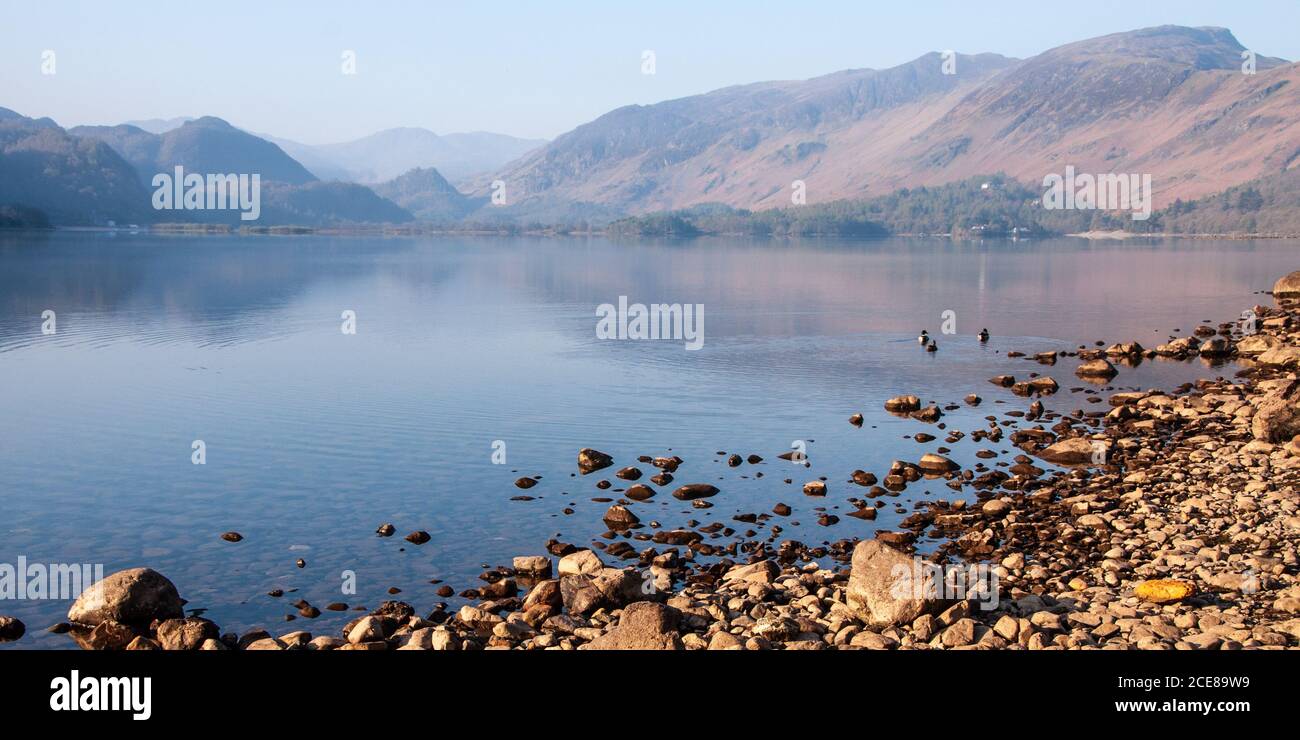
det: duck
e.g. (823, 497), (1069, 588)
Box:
(926, 339), (938, 352)
(918, 330), (929, 344)
(978, 328), (990, 342)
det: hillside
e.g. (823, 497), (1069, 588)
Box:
(0, 108), (152, 225)
(371, 167), (482, 222)
(72, 117), (317, 185)
(480, 26), (1298, 217)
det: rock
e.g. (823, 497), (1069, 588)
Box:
(982, 499), (1011, 517)
(851, 470), (877, 486)
(722, 560), (778, 585)
(67, 568), (184, 628)
(512, 556), (551, 577)
(0, 617), (25, 642)
(404, 531), (430, 545)
(625, 484), (655, 500)
(220, 531), (243, 542)
(1105, 342), (1144, 357)
(85, 620), (137, 650)
(802, 481), (826, 496)
(1199, 337), (1232, 356)
(347, 616), (388, 644)
(1038, 437), (1104, 465)
(672, 483), (719, 500)
(1273, 270), (1300, 298)
(1257, 346), (1300, 369)
(244, 637), (286, 650)
(456, 606), (503, 634)
(917, 453), (958, 474)
(1134, 580), (1195, 604)
(846, 540), (946, 628)
(514, 477), (537, 489)
(583, 602), (683, 650)
(1075, 358), (1118, 378)
(708, 631), (744, 650)
(989, 375), (1015, 387)
(1237, 333), (1279, 356)
(773, 503), (792, 516)
(558, 574), (606, 616)
(578, 448), (614, 474)
(752, 615), (800, 642)
(849, 413), (864, 426)
(375, 523), (395, 536)
(155, 617), (218, 650)
(603, 504), (640, 527)
(558, 549), (605, 576)
(125, 636), (161, 650)
(615, 466), (642, 480)
(910, 406), (943, 423)
(1252, 383), (1300, 442)
(522, 579), (562, 610)
(884, 395), (921, 413)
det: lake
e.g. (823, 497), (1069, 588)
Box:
(0, 231), (1294, 648)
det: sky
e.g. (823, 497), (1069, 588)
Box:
(2, 0), (1299, 145)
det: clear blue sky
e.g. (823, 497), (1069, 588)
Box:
(2, 0), (1297, 143)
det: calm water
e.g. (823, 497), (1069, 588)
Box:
(0, 231), (1294, 648)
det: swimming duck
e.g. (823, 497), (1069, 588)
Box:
(978, 328), (990, 342)
(918, 330), (929, 344)
(926, 339), (937, 352)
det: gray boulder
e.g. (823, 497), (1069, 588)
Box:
(67, 568), (184, 628)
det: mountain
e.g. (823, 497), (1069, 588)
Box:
(887, 26), (1295, 203)
(259, 181), (412, 225)
(122, 117), (194, 134)
(72, 117), (317, 185)
(371, 167), (481, 221)
(481, 26), (1297, 215)
(0, 112), (409, 226)
(0, 107), (151, 225)
(273, 128), (546, 184)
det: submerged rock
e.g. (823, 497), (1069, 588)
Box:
(672, 483), (719, 500)
(577, 448), (614, 474)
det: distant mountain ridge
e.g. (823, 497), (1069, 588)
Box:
(1, 110), (414, 226)
(479, 25), (1298, 215)
(72, 117), (317, 185)
(0, 107), (151, 225)
(266, 127), (546, 184)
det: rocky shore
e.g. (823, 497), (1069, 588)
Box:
(8, 272), (1300, 651)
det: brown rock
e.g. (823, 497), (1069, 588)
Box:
(67, 568), (184, 628)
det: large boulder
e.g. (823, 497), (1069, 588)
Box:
(1253, 382), (1300, 443)
(67, 568), (183, 628)
(583, 602), (683, 650)
(1237, 333), (1279, 357)
(1256, 346), (1300, 370)
(557, 549), (604, 576)
(1273, 271), (1300, 299)
(1037, 437), (1106, 465)
(846, 541), (947, 629)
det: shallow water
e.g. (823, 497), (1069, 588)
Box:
(0, 231), (1294, 648)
